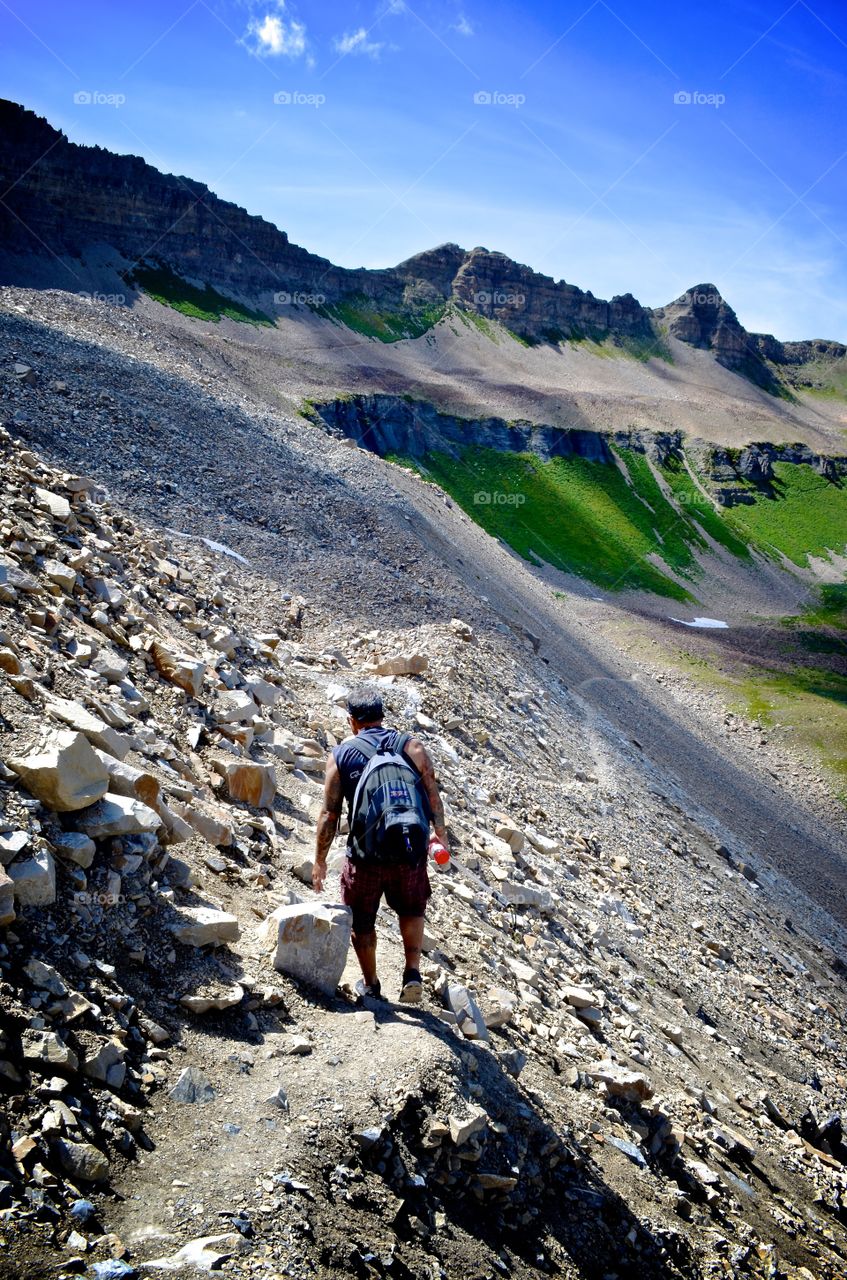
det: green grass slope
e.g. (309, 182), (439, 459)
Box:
(129, 264), (273, 325)
(720, 462), (847, 566)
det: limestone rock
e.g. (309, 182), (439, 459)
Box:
(214, 690), (259, 724)
(262, 902), (352, 996)
(150, 640), (206, 698)
(54, 1138), (110, 1183)
(8, 848), (56, 906)
(75, 793), (162, 839)
(449, 1105), (488, 1145)
(0, 830), (28, 864)
(586, 1060), (654, 1102)
(169, 1066), (216, 1104)
(498, 879), (553, 912)
(179, 985), (244, 1014)
(445, 983), (489, 1040)
(46, 696), (133, 760)
(0, 867), (16, 926)
(8, 729), (109, 811)
(373, 653), (429, 677)
(218, 759), (276, 809)
(51, 830), (96, 868)
(93, 751), (160, 808)
(171, 907), (240, 947)
(35, 487), (71, 522)
(170, 799), (233, 847)
(22, 1028), (78, 1071)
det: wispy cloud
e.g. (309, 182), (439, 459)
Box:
(453, 13), (474, 37)
(243, 3), (307, 58)
(333, 27), (384, 58)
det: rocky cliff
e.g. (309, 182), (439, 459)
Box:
(1, 98), (846, 388)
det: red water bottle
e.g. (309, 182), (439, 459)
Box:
(429, 833), (450, 866)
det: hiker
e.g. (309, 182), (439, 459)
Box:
(313, 685), (449, 1002)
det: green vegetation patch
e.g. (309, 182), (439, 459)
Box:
(415, 445), (697, 600)
(731, 666), (847, 781)
(129, 264), (273, 325)
(315, 294), (445, 342)
(719, 462), (847, 566)
(661, 454), (752, 559)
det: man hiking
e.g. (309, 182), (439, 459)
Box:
(312, 686), (449, 1003)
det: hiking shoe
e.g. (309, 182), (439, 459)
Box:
(355, 978), (383, 1001)
(399, 969), (423, 1004)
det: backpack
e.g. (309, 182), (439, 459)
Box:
(347, 730), (432, 864)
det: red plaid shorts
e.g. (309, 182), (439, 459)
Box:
(340, 857), (431, 933)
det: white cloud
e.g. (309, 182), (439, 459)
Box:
(453, 13), (474, 37)
(334, 27), (384, 58)
(244, 7), (307, 58)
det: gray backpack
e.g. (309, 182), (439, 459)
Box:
(347, 731), (431, 863)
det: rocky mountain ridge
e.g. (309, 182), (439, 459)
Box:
(1, 99), (846, 392)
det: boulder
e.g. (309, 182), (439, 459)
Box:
(35, 487), (71, 522)
(169, 1066), (216, 1104)
(93, 751), (160, 808)
(498, 879), (553, 912)
(218, 759), (276, 809)
(8, 729), (109, 811)
(494, 822), (525, 853)
(43, 559), (77, 593)
(586, 1060), (654, 1103)
(149, 641), (206, 698)
(214, 690), (259, 724)
(9, 848), (56, 906)
(172, 907), (240, 947)
(51, 831), (96, 869)
(373, 653), (429, 677)
(449, 1105), (488, 1145)
(262, 902), (352, 996)
(46, 696), (133, 760)
(22, 1028), (77, 1071)
(563, 986), (595, 1009)
(53, 1138), (110, 1183)
(169, 799), (233, 847)
(244, 677), (280, 707)
(0, 830), (29, 864)
(445, 984), (489, 1040)
(75, 793), (162, 840)
(84, 1040), (127, 1089)
(0, 867), (15, 926)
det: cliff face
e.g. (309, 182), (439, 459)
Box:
(1, 98), (846, 379)
(0, 101), (656, 345)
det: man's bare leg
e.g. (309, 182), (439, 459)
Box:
(351, 928), (378, 989)
(398, 915), (424, 1001)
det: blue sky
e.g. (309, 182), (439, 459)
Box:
(3, 0), (847, 340)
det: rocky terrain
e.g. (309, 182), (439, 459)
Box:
(1, 268), (846, 1280)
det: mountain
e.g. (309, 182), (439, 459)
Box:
(2, 97), (845, 392)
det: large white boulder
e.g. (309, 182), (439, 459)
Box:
(8, 729), (109, 812)
(262, 902), (352, 996)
